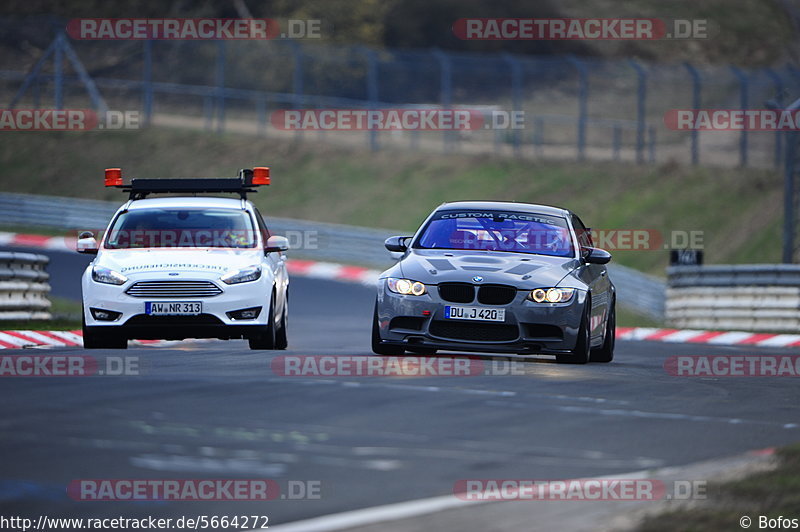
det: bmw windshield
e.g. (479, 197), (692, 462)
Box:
(104, 208), (258, 249)
(414, 210), (575, 258)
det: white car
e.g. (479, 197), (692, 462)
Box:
(78, 168), (289, 350)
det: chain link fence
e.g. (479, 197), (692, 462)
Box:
(1, 20), (797, 168)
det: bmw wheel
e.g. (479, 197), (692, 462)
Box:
(590, 299), (615, 363)
(371, 301), (404, 356)
(556, 301), (590, 364)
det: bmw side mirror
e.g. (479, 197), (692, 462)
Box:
(77, 231), (98, 255)
(385, 236), (411, 253)
(583, 247), (612, 265)
(265, 235), (289, 253)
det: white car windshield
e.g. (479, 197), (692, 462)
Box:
(104, 208), (257, 249)
(415, 210), (574, 257)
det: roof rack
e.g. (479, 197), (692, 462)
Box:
(104, 168), (270, 200)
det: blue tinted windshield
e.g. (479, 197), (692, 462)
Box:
(414, 210), (574, 257)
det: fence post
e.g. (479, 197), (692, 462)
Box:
(362, 47), (380, 152)
(54, 33), (64, 110)
(567, 56), (587, 161)
(502, 53), (523, 157)
(629, 59), (647, 164)
(765, 67), (784, 168)
(683, 62), (701, 165)
(142, 39), (153, 126)
(215, 40), (226, 134)
(730, 65), (749, 167)
(432, 48), (453, 153)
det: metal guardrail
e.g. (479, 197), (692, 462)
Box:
(0, 251), (51, 320)
(0, 192), (666, 320)
(667, 265), (800, 331)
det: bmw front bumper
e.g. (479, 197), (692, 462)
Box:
(375, 282), (586, 355)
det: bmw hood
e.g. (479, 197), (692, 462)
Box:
(397, 249), (580, 288)
(95, 248), (264, 280)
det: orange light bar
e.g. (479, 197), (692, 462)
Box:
(105, 168), (123, 187)
(252, 166), (270, 185)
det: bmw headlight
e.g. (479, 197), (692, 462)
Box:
(527, 287), (576, 303)
(220, 265), (262, 285)
(91, 265), (128, 285)
(387, 277), (427, 296)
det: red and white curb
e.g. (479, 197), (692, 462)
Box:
(285, 259), (379, 285)
(2, 327), (800, 350)
(617, 327), (800, 348)
(0, 330), (180, 350)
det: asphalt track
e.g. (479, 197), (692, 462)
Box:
(2, 247), (800, 529)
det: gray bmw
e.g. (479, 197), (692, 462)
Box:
(371, 201), (615, 363)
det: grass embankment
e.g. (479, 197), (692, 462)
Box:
(637, 444), (800, 532)
(0, 128), (782, 278)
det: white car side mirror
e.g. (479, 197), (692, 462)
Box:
(266, 235), (289, 252)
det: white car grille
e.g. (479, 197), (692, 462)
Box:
(125, 280), (223, 298)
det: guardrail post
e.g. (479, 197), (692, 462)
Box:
(567, 56), (587, 161)
(143, 39), (153, 126)
(54, 33), (64, 110)
(683, 62), (701, 165)
(765, 67), (784, 168)
(215, 40), (226, 134)
(730, 66), (749, 167)
(502, 53), (523, 157)
(629, 59), (647, 164)
(432, 48), (453, 153)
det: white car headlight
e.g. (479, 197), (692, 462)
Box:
(528, 287), (575, 303)
(220, 265), (262, 285)
(92, 265), (128, 285)
(387, 277), (427, 296)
